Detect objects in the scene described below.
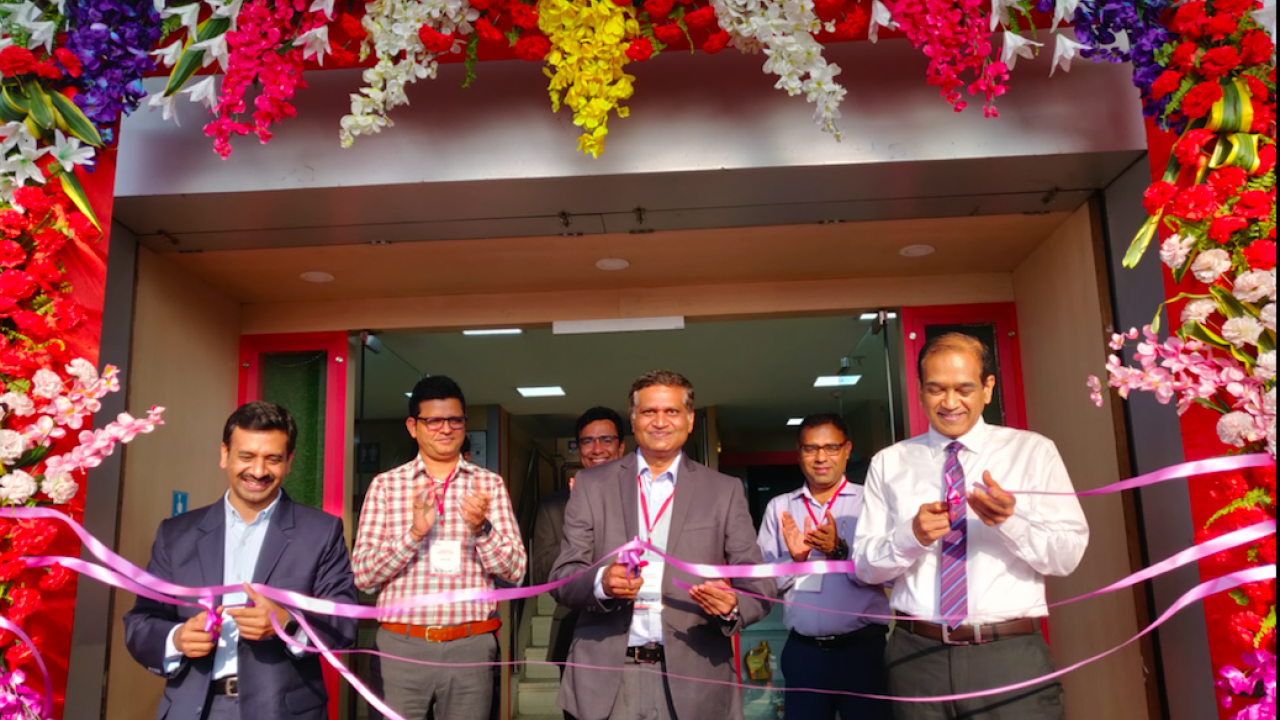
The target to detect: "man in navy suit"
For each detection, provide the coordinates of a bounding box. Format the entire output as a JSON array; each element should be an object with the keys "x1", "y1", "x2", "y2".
[{"x1": 124, "y1": 402, "x2": 358, "y2": 720}]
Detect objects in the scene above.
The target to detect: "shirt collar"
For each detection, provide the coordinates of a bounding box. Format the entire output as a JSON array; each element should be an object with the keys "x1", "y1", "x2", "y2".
[
  {"x1": 794, "y1": 476, "x2": 853, "y2": 503},
  {"x1": 223, "y1": 490, "x2": 282, "y2": 527},
  {"x1": 636, "y1": 450, "x2": 681, "y2": 484},
  {"x1": 413, "y1": 454, "x2": 469, "y2": 482},
  {"x1": 925, "y1": 416, "x2": 988, "y2": 457}
]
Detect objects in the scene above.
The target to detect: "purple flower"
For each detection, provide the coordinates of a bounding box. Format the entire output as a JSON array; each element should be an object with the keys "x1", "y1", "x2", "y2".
[
  {"x1": 62, "y1": 0, "x2": 164, "y2": 144},
  {"x1": 0, "y1": 669, "x2": 45, "y2": 720},
  {"x1": 1070, "y1": 0, "x2": 1180, "y2": 129}
]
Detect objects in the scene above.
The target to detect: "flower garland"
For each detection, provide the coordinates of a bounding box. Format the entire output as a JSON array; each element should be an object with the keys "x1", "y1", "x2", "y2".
[
  {"x1": 1069, "y1": 1, "x2": 1177, "y2": 121},
  {"x1": 887, "y1": 0, "x2": 1010, "y2": 116},
  {"x1": 62, "y1": 0, "x2": 165, "y2": 144}
]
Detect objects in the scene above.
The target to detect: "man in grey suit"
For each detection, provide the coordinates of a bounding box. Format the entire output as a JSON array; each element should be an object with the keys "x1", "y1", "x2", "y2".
[{"x1": 550, "y1": 370, "x2": 775, "y2": 720}]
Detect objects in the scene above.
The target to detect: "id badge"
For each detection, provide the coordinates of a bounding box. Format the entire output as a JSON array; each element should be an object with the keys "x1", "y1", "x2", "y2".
[
  {"x1": 429, "y1": 540, "x2": 463, "y2": 575},
  {"x1": 794, "y1": 573, "x2": 823, "y2": 593},
  {"x1": 635, "y1": 559, "x2": 664, "y2": 610}
]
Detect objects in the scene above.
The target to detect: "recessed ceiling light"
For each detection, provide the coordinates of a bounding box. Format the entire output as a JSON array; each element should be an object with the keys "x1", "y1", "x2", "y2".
[
  {"x1": 786, "y1": 418, "x2": 804, "y2": 426},
  {"x1": 859, "y1": 312, "x2": 899, "y2": 321},
  {"x1": 404, "y1": 392, "x2": 413, "y2": 397},
  {"x1": 517, "y1": 386, "x2": 566, "y2": 398},
  {"x1": 300, "y1": 271, "x2": 335, "y2": 283},
  {"x1": 596, "y1": 258, "x2": 630, "y2": 271},
  {"x1": 814, "y1": 375, "x2": 862, "y2": 387},
  {"x1": 463, "y1": 329, "x2": 523, "y2": 336},
  {"x1": 899, "y1": 244, "x2": 935, "y2": 258}
]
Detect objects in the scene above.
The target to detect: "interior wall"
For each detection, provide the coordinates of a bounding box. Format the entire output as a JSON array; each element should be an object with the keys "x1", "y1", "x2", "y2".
[
  {"x1": 104, "y1": 248, "x2": 242, "y2": 720},
  {"x1": 1012, "y1": 203, "x2": 1149, "y2": 719}
]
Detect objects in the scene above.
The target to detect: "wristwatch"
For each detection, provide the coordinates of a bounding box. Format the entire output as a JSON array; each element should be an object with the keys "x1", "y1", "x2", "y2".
[
  {"x1": 828, "y1": 537, "x2": 850, "y2": 561},
  {"x1": 476, "y1": 519, "x2": 494, "y2": 537},
  {"x1": 283, "y1": 618, "x2": 300, "y2": 637}
]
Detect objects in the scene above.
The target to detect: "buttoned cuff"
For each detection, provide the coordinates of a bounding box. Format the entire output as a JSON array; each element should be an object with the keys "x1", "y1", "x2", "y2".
[
  {"x1": 593, "y1": 567, "x2": 609, "y2": 601},
  {"x1": 286, "y1": 616, "x2": 310, "y2": 657},
  {"x1": 398, "y1": 529, "x2": 425, "y2": 558},
  {"x1": 892, "y1": 516, "x2": 931, "y2": 561},
  {"x1": 162, "y1": 625, "x2": 184, "y2": 676},
  {"x1": 995, "y1": 510, "x2": 1031, "y2": 551}
]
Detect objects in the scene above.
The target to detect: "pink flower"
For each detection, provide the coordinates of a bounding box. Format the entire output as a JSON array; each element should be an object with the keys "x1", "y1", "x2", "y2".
[{"x1": 1087, "y1": 376, "x2": 1104, "y2": 407}]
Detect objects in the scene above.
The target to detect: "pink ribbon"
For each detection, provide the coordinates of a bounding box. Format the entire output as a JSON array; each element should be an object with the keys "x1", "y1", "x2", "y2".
[
  {"x1": 0, "y1": 616, "x2": 52, "y2": 717},
  {"x1": 1014, "y1": 452, "x2": 1273, "y2": 496}
]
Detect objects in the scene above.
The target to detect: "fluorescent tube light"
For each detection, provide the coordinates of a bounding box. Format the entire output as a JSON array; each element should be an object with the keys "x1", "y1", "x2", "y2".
[
  {"x1": 463, "y1": 329, "x2": 523, "y2": 336},
  {"x1": 786, "y1": 418, "x2": 804, "y2": 426},
  {"x1": 814, "y1": 375, "x2": 862, "y2": 387},
  {"x1": 517, "y1": 386, "x2": 566, "y2": 398},
  {"x1": 553, "y1": 317, "x2": 685, "y2": 335},
  {"x1": 859, "y1": 312, "x2": 899, "y2": 321}
]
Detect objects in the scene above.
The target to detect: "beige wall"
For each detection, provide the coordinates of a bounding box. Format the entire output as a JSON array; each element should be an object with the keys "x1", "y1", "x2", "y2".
[
  {"x1": 105, "y1": 248, "x2": 242, "y2": 720},
  {"x1": 1013, "y1": 204, "x2": 1149, "y2": 719}
]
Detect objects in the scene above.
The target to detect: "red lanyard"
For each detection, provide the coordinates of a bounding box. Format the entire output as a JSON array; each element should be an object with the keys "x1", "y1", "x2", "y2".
[
  {"x1": 804, "y1": 478, "x2": 847, "y2": 527},
  {"x1": 423, "y1": 464, "x2": 460, "y2": 518},
  {"x1": 638, "y1": 472, "x2": 675, "y2": 539}
]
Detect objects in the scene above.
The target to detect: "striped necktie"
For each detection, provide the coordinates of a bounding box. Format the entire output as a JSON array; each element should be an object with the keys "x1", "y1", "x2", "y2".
[{"x1": 939, "y1": 441, "x2": 968, "y2": 629}]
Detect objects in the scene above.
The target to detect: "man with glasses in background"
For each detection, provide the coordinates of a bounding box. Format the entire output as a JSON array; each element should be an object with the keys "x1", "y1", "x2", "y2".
[
  {"x1": 757, "y1": 413, "x2": 892, "y2": 720},
  {"x1": 353, "y1": 376, "x2": 526, "y2": 720}
]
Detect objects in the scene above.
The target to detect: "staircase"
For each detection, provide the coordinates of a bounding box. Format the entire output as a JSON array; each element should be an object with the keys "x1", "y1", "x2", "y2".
[{"x1": 514, "y1": 592, "x2": 563, "y2": 720}]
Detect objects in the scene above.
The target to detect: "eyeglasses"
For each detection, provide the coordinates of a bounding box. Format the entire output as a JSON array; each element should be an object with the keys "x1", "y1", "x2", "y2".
[
  {"x1": 415, "y1": 415, "x2": 467, "y2": 431},
  {"x1": 579, "y1": 435, "x2": 620, "y2": 449},
  {"x1": 799, "y1": 443, "x2": 847, "y2": 457}
]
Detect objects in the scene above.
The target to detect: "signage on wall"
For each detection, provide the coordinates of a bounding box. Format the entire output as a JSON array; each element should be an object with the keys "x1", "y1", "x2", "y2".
[
  {"x1": 172, "y1": 491, "x2": 188, "y2": 517},
  {"x1": 465, "y1": 431, "x2": 490, "y2": 470}
]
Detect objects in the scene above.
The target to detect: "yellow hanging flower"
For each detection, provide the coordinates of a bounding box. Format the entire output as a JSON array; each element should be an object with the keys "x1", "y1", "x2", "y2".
[{"x1": 538, "y1": 0, "x2": 639, "y2": 157}]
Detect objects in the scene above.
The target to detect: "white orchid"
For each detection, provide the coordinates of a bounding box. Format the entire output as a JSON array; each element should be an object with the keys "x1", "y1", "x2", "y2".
[
  {"x1": 309, "y1": 0, "x2": 337, "y2": 20},
  {"x1": 1049, "y1": 31, "x2": 1086, "y2": 75},
  {"x1": 49, "y1": 131, "x2": 96, "y2": 173},
  {"x1": 208, "y1": 0, "x2": 245, "y2": 31},
  {"x1": 181, "y1": 75, "x2": 219, "y2": 109},
  {"x1": 868, "y1": 0, "x2": 896, "y2": 43},
  {"x1": 1053, "y1": 0, "x2": 1081, "y2": 30},
  {"x1": 147, "y1": 92, "x2": 181, "y2": 125},
  {"x1": 1001, "y1": 32, "x2": 1043, "y2": 71},
  {"x1": 191, "y1": 32, "x2": 230, "y2": 71},
  {"x1": 150, "y1": 38, "x2": 185, "y2": 69},
  {"x1": 989, "y1": 0, "x2": 1019, "y2": 32},
  {"x1": 161, "y1": 2, "x2": 202, "y2": 40},
  {"x1": 296, "y1": 26, "x2": 331, "y2": 66}
]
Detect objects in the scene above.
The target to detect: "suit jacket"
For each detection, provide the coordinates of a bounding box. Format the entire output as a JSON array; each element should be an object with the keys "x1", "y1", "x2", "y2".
[
  {"x1": 550, "y1": 454, "x2": 775, "y2": 720},
  {"x1": 532, "y1": 486, "x2": 579, "y2": 663},
  {"x1": 124, "y1": 492, "x2": 358, "y2": 720}
]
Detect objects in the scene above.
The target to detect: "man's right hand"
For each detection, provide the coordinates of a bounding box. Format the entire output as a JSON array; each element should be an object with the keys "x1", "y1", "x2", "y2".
[
  {"x1": 174, "y1": 610, "x2": 217, "y2": 659},
  {"x1": 602, "y1": 560, "x2": 644, "y2": 600},
  {"x1": 779, "y1": 510, "x2": 812, "y2": 562},
  {"x1": 411, "y1": 480, "x2": 438, "y2": 540},
  {"x1": 912, "y1": 502, "x2": 951, "y2": 546}
]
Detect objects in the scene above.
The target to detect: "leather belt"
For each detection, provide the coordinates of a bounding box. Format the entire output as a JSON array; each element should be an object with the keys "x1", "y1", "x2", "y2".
[
  {"x1": 626, "y1": 643, "x2": 664, "y2": 664},
  {"x1": 381, "y1": 618, "x2": 501, "y2": 642},
  {"x1": 898, "y1": 617, "x2": 1037, "y2": 645},
  {"x1": 211, "y1": 676, "x2": 239, "y2": 697},
  {"x1": 790, "y1": 623, "x2": 888, "y2": 650}
]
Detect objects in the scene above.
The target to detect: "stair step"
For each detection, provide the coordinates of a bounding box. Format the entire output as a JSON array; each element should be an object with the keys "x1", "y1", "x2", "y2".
[
  {"x1": 518, "y1": 681, "x2": 561, "y2": 716},
  {"x1": 530, "y1": 615, "x2": 552, "y2": 647},
  {"x1": 536, "y1": 592, "x2": 556, "y2": 616},
  {"x1": 523, "y1": 646, "x2": 558, "y2": 680}
]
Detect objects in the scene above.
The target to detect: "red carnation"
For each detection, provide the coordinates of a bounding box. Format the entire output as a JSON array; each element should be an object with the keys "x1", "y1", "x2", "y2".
[
  {"x1": 340, "y1": 14, "x2": 368, "y2": 41},
  {"x1": 1204, "y1": 13, "x2": 1240, "y2": 40},
  {"x1": 0, "y1": 210, "x2": 28, "y2": 239},
  {"x1": 4, "y1": 639, "x2": 36, "y2": 669},
  {"x1": 52, "y1": 297, "x2": 86, "y2": 331},
  {"x1": 12, "y1": 186, "x2": 51, "y2": 219},
  {"x1": 32, "y1": 61, "x2": 61, "y2": 80},
  {"x1": 0, "y1": 46, "x2": 36, "y2": 77},
  {"x1": 1172, "y1": 1, "x2": 1208, "y2": 38},
  {"x1": 69, "y1": 212, "x2": 99, "y2": 242},
  {"x1": 10, "y1": 520, "x2": 56, "y2": 557},
  {"x1": 1142, "y1": 181, "x2": 1178, "y2": 214},
  {"x1": 1173, "y1": 128, "x2": 1216, "y2": 167},
  {"x1": 1208, "y1": 167, "x2": 1248, "y2": 200},
  {"x1": 53, "y1": 48, "x2": 81, "y2": 77},
  {"x1": 1259, "y1": 535, "x2": 1277, "y2": 565},
  {"x1": 1242, "y1": 30, "x2": 1275, "y2": 67},
  {"x1": 1258, "y1": 143, "x2": 1277, "y2": 176},
  {"x1": 511, "y1": 4, "x2": 540, "y2": 28},
  {"x1": 0, "y1": 271, "x2": 36, "y2": 301},
  {"x1": 643, "y1": 0, "x2": 674, "y2": 18},
  {"x1": 1244, "y1": 239, "x2": 1278, "y2": 270},
  {"x1": 1151, "y1": 70, "x2": 1183, "y2": 100},
  {"x1": 0, "y1": 241, "x2": 26, "y2": 269},
  {"x1": 417, "y1": 25, "x2": 456, "y2": 53},
  {"x1": 1233, "y1": 190, "x2": 1273, "y2": 220},
  {"x1": 814, "y1": 0, "x2": 842, "y2": 22},
  {"x1": 39, "y1": 563, "x2": 74, "y2": 592},
  {"x1": 1182, "y1": 81, "x2": 1224, "y2": 119},
  {"x1": 12, "y1": 310, "x2": 51, "y2": 340},
  {"x1": 0, "y1": 558, "x2": 25, "y2": 583},
  {"x1": 703, "y1": 30, "x2": 730, "y2": 54},
  {"x1": 475, "y1": 17, "x2": 503, "y2": 43},
  {"x1": 683, "y1": 6, "x2": 716, "y2": 30},
  {"x1": 625, "y1": 37, "x2": 654, "y2": 61},
  {"x1": 7, "y1": 587, "x2": 41, "y2": 621},
  {"x1": 1229, "y1": 611, "x2": 1268, "y2": 649},
  {"x1": 1209, "y1": 215, "x2": 1248, "y2": 243},
  {"x1": 1198, "y1": 46, "x2": 1241, "y2": 81},
  {"x1": 1169, "y1": 42, "x2": 1198, "y2": 71},
  {"x1": 1243, "y1": 74, "x2": 1270, "y2": 104},
  {"x1": 32, "y1": 228, "x2": 66, "y2": 255},
  {"x1": 654, "y1": 23, "x2": 683, "y2": 44},
  {"x1": 513, "y1": 35, "x2": 551, "y2": 61},
  {"x1": 1168, "y1": 184, "x2": 1220, "y2": 221},
  {"x1": 833, "y1": 6, "x2": 869, "y2": 40}
]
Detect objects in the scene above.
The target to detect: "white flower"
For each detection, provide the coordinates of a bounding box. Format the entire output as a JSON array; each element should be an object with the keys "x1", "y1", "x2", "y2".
[
  {"x1": 1050, "y1": 30, "x2": 1090, "y2": 75},
  {"x1": 1257, "y1": 350, "x2": 1277, "y2": 381},
  {"x1": 295, "y1": 26, "x2": 331, "y2": 66},
  {"x1": 0, "y1": 392, "x2": 34, "y2": 417},
  {"x1": 1001, "y1": 32, "x2": 1043, "y2": 71},
  {"x1": 1192, "y1": 249, "x2": 1232, "y2": 284},
  {"x1": 1233, "y1": 270, "x2": 1276, "y2": 304},
  {"x1": 1053, "y1": 0, "x2": 1082, "y2": 30},
  {"x1": 0, "y1": 139, "x2": 48, "y2": 186},
  {"x1": 0, "y1": 469, "x2": 37, "y2": 504},
  {"x1": 309, "y1": 0, "x2": 337, "y2": 19},
  {"x1": 181, "y1": 76, "x2": 219, "y2": 109},
  {"x1": 990, "y1": 0, "x2": 1019, "y2": 31},
  {"x1": 190, "y1": 32, "x2": 230, "y2": 71},
  {"x1": 50, "y1": 131, "x2": 96, "y2": 173},
  {"x1": 161, "y1": 2, "x2": 201, "y2": 40},
  {"x1": 1262, "y1": 303, "x2": 1276, "y2": 333},
  {"x1": 1222, "y1": 316, "x2": 1264, "y2": 347},
  {"x1": 0, "y1": 430, "x2": 24, "y2": 463},
  {"x1": 1217, "y1": 411, "x2": 1262, "y2": 448},
  {"x1": 1182, "y1": 298, "x2": 1218, "y2": 325},
  {"x1": 149, "y1": 38, "x2": 184, "y2": 69},
  {"x1": 66, "y1": 358, "x2": 98, "y2": 384},
  {"x1": 1160, "y1": 235, "x2": 1195, "y2": 270},
  {"x1": 1264, "y1": 387, "x2": 1277, "y2": 417},
  {"x1": 40, "y1": 470, "x2": 77, "y2": 505},
  {"x1": 868, "y1": 0, "x2": 896, "y2": 42},
  {"x1": 1268, "y1": 423, "x2": 1276, "y2": 458},
  {"x1": 147, "y1": 92, "x2": 180, "y2": 126},
  {"x1": 31, "y1": 369, "x2": 62, "y2": 399}
]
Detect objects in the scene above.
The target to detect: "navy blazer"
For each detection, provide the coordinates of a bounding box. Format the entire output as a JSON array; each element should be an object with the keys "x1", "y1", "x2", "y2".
[{"x1": 123, "y1": 491, "x2": 358, "y2": 720}]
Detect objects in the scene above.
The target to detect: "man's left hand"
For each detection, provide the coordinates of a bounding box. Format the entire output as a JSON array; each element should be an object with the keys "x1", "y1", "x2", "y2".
[
  {"x1": 461, "y1": 491, "x2": 491, "y2": 535},
  {"x1": 689, "y1": 578, "x2": 738, "y2": 617},
  {"x1": 803, "y1": 509, "x2": 840, "y2": 555},
  {"x1": 967, "y1": 471, "x2": 1016, "y2": 526},
  {"x1": 225, "y1": 583, "x2": 293, "y2": 642}
]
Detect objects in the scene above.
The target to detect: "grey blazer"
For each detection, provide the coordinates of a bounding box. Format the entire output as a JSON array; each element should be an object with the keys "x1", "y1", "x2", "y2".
[{"x1": 550, "y1": 453, "x2": 775, "y2": 720}]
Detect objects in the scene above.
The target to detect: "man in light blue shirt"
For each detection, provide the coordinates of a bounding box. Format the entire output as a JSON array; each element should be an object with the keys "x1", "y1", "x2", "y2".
[{"x1": 757, "y1": 413, "x2": 892, "y2": 720}]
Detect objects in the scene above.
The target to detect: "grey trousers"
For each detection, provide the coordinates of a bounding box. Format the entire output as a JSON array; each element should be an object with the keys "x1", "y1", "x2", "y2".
[
  {"x1": 885, "y1": 627, "x2": 1065, "y2": 720},
  {"x1": 372, "y1": 626, "x2": 498, "y2": 720},
  {"x1": 609, "y1": 657, "x2": 678, "y2": 720}
]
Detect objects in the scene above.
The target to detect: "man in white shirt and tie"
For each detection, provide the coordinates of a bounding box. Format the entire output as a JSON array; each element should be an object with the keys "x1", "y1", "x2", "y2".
[{"x1": 853, "y1": 332, "x2": 1089, "y2": 720}]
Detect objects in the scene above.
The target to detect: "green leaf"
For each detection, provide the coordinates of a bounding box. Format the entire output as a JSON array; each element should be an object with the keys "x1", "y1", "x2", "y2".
[
  {"x1": 164, "y1": 16, "x2": 231, "y2": 96},
  {"x1": 19, "y1": 76, "x2": 54, "y2": 131},
  {"x1": 1210, "y1": 285, "x2": 1251, "y2": 320},
  {"x1": 1183, "y1": 320, "x2": 1233, "y2": 351},
  {"x1": 1259, "y1": 330, "x2": 1276, "y2": 354},
  {"x1": 461, "y1": 32, "x2": 479, "y2": 89},
  {"x1": 1124, "y1": 213, "x2": 1162, "y2": 268},
  {"x1": 1230, "y1": 589, "x2": 1251, "y2": 606},
  {"x1": 9, "y1": 444, "x2": 50, "y2": 471},
  {"x1": 55, "y1": 167, "x2": 101, "y2": 230},
  {"x1": 48, "y1": 90, "x2": 103, "y2": 147},
  {"x1": 0, "y1": 83, "x2": 26, "y2": 123},
  {"x1": 1258, "y1": 607, "x2": 1276, "y2": 648},
  {"x1": 1205, "y1": 487, "x2": 1273, "y2": 529}
]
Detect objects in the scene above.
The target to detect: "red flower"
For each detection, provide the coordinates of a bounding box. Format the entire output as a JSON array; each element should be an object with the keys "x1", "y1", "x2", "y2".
[
  {"x1": 643, "y1": 0, "x2": 674, "y2": 18},
  {"x1": 1169, "y1": 42, "x2": 1198, "y2": 71},
  {"x1": 12, "y1": 311, "x2": 51, "y2": 340},
  {"x1": 833, "y1": 5, "x2": 869, "y2": 40},
  {"x1": 0, "y1": 240, "x2": 26, "y2": 269},
  {"x1": 1230, "y1": 611, "x2": 1271, "y2": 650},
  {"x1": 7, "y1": 587, "x2": 41, "y2": 621},
  {"x1": 1151, "y1": 70, "x2": 1184, "y2": 100},
  {"x1": 1260, "y1": 535, "x2": 1277, "y2": 565},
  {"x1": 0, "y1": 271, "x2": 37, "y2": 301},
  {"x1": 32, "y1": 228, "x2": 66, "y2": 255},
  {"x1": 1210, "y1": 472, "x2": 1251, "y2": 502},
  {"x1": 1204, "y1": 13, "x2": 1241, "y2": 40},
  {"x1": 1234, "y1": 190, "x2": 1274, "y2": 220},
  {"x1": 10, "y1": 520, "x2": 57, "y2": 557},
  {"x1": 1209, "y1": 215, "x2": 1248, "y2": 243},
  {"x1": 69, "y1": 212, "x2": 99, "y2": 242},
  {"x1": 611, "y1": 0, "x2": 632, "y2": 6},
  {"x1": 1258, "y1": 143, "x2": 1277, "y2": 176},
  {"x1": 39, "y1": 564, "x2": 74, "y2": 592},
  {"x1": 513, "y1": 35, "x2": 551, "y2": 61},
  {"x1": 1242, "y1": 30, "x2": 1275, "y2": 67},
  {"x1": 1173, "y1": 128, "x2": 1216, "y2": 167},
  {"x1": 0, "y1": 210, "x2": 28, "y2": 239},
  {"x1": 13, "y1": 186, "x2": 52, "y2": 219},
  {"x1": 1168, "y1": 184, "x2": 1220, "y2": 221},
  {"x1": 417, "y1": 25, "x2": 456, "y2": 54},
  {"x1": 54, "y1": 48, "x2": 82, "y2": 77},
  {"x1": 340, "y1": 14, "x2": 368, "y2": 41},
  {"x1": 1243, "y1": 74, "x2": 1270, "y2": 104},
  {"x1": 4, "y1": 639, "x2": 36, "y2": 669},
  {"x1": 0, "y1": 558, "x2": 25, "y2": 582},
  {"x1": 625, "y1": 37, "x2": 654, "y2": 61},
  {"x1": 1208, "y1": 167, "x2": 1248, "y2": 200},
  {"x1": 0, "y1": 46, "x2": 36, "y2": 76},
  {"x1": 1182, "y1": 81, "x2": 1224, "y2": 119},
  {"x1": 813, "y1": 0, "x2": 842, "y2": 22},
  {"x1": 1142, "y1": 181, "x2": 1179, "y2": 214},
  {"x1": 1172, "y1": 1, "x2": 1208, "y2": 38},
  {"x1": 654, "y1": 23, "x2": 683, "y2": 45},
  {"x1": 702, "y1": 30, "x2": 730, "y2": 54},
  {"x1": 510, "y1": 4, "x2": 540, "y2": 28},
  {"x1": 51, "y1": 297, "x2": 86, "y2": 331},
  {"x1": 32, "y1": 61, "x2": 61, "y2": 80},
  {"x1": 1198, "y1": 46, "x2": 1241, "y2": 81},
  {"x1": 475, "y1": 17, "x2": 503, "y2": 43},
  {"x1": 683, "y1": 6, "x2": 716, "y2": 30}
]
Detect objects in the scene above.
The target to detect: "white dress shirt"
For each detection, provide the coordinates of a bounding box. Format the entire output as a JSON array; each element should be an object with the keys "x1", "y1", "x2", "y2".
[
  {"x1": 594, "y1": 451, "x2": 679, "y2": 646},
  {"x1": 852, "y1": 419, "x2": 1089, "y2": 625}
]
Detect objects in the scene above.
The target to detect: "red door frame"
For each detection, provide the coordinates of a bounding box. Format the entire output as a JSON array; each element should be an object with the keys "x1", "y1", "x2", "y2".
[
  {"x1": 238, "y1": 331, "x2": 348, "y2": 719},
  {"x1": 900, "y1": 303, "x2": 1028, "y2": 437}
]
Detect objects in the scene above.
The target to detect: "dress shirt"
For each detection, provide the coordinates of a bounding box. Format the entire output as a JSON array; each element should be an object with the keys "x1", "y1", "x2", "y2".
[
  {"x1": 163, "y1": 493, "x2": 306, "y2": 677},
  {"x1": 353, "y1": 456, "x2": 527, "y2": 625},
  {"x1": 852, "y1": 419, "x2": 1089, "y2": 625},
  {"x1": 757, "y1": 479, "x2": 891, "y2": 637},
  {"x1": 594, "y1": 451, "x2": 679, "y2": 646}
]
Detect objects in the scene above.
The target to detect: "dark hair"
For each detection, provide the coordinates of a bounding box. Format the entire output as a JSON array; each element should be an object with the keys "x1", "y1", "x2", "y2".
[
  {"x1": 223, "y1": 401, "x2": 298, "y2": 455},
  {"x1": 575, "y1": 406, "x2": 625, "y2": 441},
  {"x1": 629, "y1": 370, "x2": 695, "y2": 413},
  {"x1": 408, "y1": 376, "x2": 466, "y2": 418},
  {"x1": 797, "y1": 413, "x2": 850, "y2": 444},
  {"x1": 917, "y1": 332, "x2": 997, "y2": 384},
  {"x1": 461, "y1": 436, "x2": 472, "y2": 454}
]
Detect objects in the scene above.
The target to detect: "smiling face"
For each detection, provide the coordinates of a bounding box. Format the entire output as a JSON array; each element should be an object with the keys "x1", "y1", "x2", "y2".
[
  {"x1": 405, "y1": 398, "x2": 466, "y2": 462},
  {"x1": 797, "y1": 423, "x2": 851, "y2": 489},
  {"x1": 221, "y1": 427, "x2": 291, "y2": 517},
  {"x1": 631, "y1": 385, "x2": 694, "y2": 458},
  {"x1": 578, "y1": 418, "x2": 625, "y2": 468},
  {"x1": 919, "y1": 348, "x2": 995, "y2": 439}
]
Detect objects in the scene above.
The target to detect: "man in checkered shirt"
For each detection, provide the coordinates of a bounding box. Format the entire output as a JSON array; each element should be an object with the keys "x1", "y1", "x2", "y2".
[{"x1": 354, "y1": 375, "x2": 526, "y2": 720}]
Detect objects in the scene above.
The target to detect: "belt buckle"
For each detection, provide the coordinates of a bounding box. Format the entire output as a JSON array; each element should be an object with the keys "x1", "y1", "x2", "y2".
[
  {"x1": 225, "y1": 677, "x2": 239, "y2": 697},
  {"x1": 635, "y1": 644, "x2": 661, "y2": 664},
  {"x1": 940, "y1": 623, "x2": 976, "y2": 646}
]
